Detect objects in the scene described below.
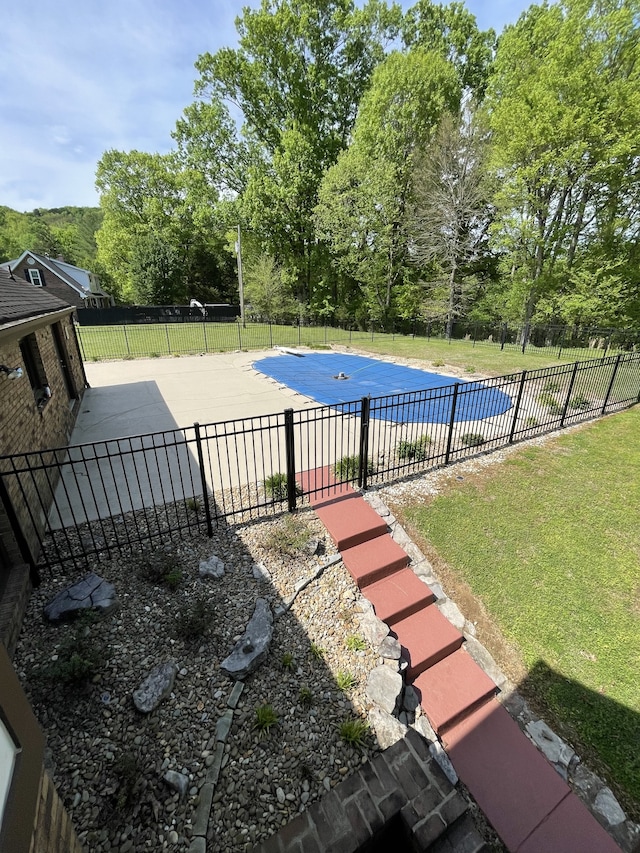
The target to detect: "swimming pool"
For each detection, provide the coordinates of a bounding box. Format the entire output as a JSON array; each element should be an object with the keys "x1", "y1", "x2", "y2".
[{"x1": 254, "y1": 352, "x2": 512, "y2": 423}]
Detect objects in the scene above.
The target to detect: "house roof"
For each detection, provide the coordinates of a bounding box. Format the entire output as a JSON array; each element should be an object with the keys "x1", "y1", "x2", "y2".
[
  {"x1": 1, "y1": 250, "x2": 111, "y2": 299},
  {"x1": 0, "y1": 266, "x2": 72, "y2": 327}
]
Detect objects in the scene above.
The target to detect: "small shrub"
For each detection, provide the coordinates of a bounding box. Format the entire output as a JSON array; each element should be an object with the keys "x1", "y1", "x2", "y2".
[
  {"x1": 397, "y1": 435, "x2": 431, "y2": 462},
  {"x1": 282, "y1": 652, "x2": 295, "y2": 671},
  {"x1": 137, "y1": 548, "x2": 183, "y2": 590},
  {"x1": 334, "y1": 454, "x2": 375, "y2": 480},
  {"x1": 537, "y1": 392, "x2": 562, "y2": 414},
  {"x1": 113, "y1": 753, "x2": 142, "y2": 813},
  {"x1": 345, "y1": 634, "x2": 366, "y2": 652},
  {"x1": 299, "y1": 685, "x2": 314, "y2": 706},
  {"x1": 253, "y1": 704, "x2": 279, "y2": 738},
  {"x1": 149, "y1": 352, "x2": 160, "y2": 358},
  {"x1": 339, "y1": 717, "x2": 369, "y2": 749},
  {"x1": 262, "y1": 515, "x2": 309, "y2": 556},
  {"x1": 309, "y1": 642, "x2": 326, "y2": 661},
  {"x1": 570, "y1": 393, "x2": 591, "y2": 410},
  {"x1": 432, "y1": 359, "x2": 445, "y2": 367},
  {"x1": 543, "y1": 380, "x2": 561, "y2": 392},
  {"x1": 336, "y1": 671, "x2": 358, "y2": 691},
  {"x1": 460, "y1": 432, "x2": 485, "y2": 447},
  {"x1": 174, "y1": 594, "x2": 214, "y2": 641},
  {"x1": 186, "y1": 497, "x2": 199, "y2": 512},
  {"x1": 464, "y1": 365, "x2": 476, "y2": 373},
  {"x1": 263, "y1": 472, "x2": 301, "y2": 502},
  {"x1": 44, "y1": 611, "x2": 106, "y2": 685}
]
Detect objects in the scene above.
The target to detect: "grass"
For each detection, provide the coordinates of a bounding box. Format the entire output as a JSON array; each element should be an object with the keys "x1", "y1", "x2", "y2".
[
  {"x1": 335, "y1": 670, "x2": 358, "y2": 691},
  {"x1": 338, "y1": 717, "x2": 370, "y2": 749},
  {"x1": 401, "y1": 407, "x2": 640, "y2": 815},
  {"x1": 345, "y1": 634, "x2": 367, "y2": 651},
  {"x1": 261, "y1": 515, "x2": 310, "y2": 556},
  {"x1": 253, "y1": 704, "x2": 279, "y2": 738},
  {"x1": 77, "y1": 321, "x2": 620, "y2": 375}
]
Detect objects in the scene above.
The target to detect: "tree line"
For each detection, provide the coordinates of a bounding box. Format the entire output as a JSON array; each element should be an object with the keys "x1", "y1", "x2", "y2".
[{"x1": 93, "y1": 0, "x2": 640, "y2": 330}]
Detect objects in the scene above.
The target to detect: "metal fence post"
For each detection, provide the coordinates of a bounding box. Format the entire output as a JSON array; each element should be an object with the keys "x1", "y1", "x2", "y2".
[
  {"x1": 193, "y1": 423, "x2": 213, "y2": 537},
  {"x1": 123, "y1": 324, "x2": 131, "y2": 356},
  {"x1": 601, "y1": 353, "x2": 622, "y2": 414},
  {"x1": 358, "y1": 396, "x2": 371, "y2": 490},
  {"x1": 509, "y1": 371, "x2": 528, "y2": 443},
  {"x1": 237, "y1": 322, "x2": 242, "y2": 349},
  {"x1": 521, "y1": 323, "x2": 530, "y2": 354},
  {"x1": 560, "y1": 361, "x2": 580, "y2": 426},
  {"x1": 500, "y1": 324, "x2": 507, "y2": 351},
  {"x1": 284, "y1": 409, "x2": 297, "y2": 511},
  {"x1": 557, "y1": 328, "x2": 565, "y2": 360},
  {"x1": 444, "y1": 383, "x2": 460, "y2": 465},
  {"x1": 269, "y1": 322, "x2": 273, "y2": 347}
]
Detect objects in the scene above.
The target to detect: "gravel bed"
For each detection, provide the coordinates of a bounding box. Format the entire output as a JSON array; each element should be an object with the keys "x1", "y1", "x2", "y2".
[{"x1": 14, "y1": 508, "x2": 383, "y2": 852}]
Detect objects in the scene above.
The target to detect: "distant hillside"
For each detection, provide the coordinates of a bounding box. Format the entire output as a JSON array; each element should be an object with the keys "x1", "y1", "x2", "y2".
[{"x1": 0, "y1": 205, "x2": 103, "y2": 270}]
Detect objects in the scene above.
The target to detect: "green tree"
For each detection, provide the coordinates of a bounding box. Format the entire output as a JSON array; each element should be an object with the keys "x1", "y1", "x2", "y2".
[
  {"x1": 408, "y1": 106, "x2": 493, "y2": 335},
  {"x1": 486, "y1": 0, "x2": 640, "y2": 327},
  {"x1": 315, "y1": 48, "x2": 459, "y2": 323},
  {"x1": 244, "y1": 254, "x2": 297, "y2": 321},
  {"x1": 179, "y1": 0, "x2": 401, "y2": 301}
]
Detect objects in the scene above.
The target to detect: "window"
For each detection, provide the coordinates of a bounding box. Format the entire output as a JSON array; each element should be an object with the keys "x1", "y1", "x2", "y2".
[
  {"x1": 19, "y1": 334, "x2": 50, "y2": 409},
  {"x1": 26, "y1": 269, "x2": 43, "y2": 287}
]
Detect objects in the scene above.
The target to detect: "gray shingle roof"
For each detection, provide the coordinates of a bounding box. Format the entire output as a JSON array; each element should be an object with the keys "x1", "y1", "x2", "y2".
[{"x1": 0, "y1": 266, "x2": 72, "y2": 327}]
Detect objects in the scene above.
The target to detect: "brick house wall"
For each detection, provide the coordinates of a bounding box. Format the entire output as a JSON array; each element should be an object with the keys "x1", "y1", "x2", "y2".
[{"x1": 0, "y1": 312, "x2": 86, "y2": 567}]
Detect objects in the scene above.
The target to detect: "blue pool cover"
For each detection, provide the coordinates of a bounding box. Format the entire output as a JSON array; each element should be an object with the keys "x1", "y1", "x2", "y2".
[{"x1": 255, "y1": 352, "x2": 512, "y2": 423}]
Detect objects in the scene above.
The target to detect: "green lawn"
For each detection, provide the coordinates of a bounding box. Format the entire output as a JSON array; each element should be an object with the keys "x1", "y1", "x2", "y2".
[
  {"x1": 401, "y1": 407, "x2": 640, "y2": 815},
  {"x1": 77, "y1": 321, "x2": 614, "y2": 375}
]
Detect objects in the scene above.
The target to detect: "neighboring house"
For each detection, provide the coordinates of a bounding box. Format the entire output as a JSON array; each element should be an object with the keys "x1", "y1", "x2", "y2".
[
  {"x1": 0, "y1": 266, "x2": 85, "y2": 853},
  {"x1": 1, "y1": 249, "x2": 114, "y2": 309}
]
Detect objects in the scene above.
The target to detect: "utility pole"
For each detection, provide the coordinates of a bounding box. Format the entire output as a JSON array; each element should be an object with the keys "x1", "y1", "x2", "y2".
[{"x1": 236, "y1": 224, "x2": 245, "y2": 327}]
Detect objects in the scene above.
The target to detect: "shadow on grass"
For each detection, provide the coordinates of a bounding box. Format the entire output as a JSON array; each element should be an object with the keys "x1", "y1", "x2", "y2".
[{"x1": 518, "y1": 660, "x2": 640, "y2": 823}]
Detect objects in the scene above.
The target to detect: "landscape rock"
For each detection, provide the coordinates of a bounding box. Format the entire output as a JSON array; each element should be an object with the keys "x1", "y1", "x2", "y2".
[
  {"x1": 436, "y1": 598, "x2": 466, "y2": 630},
  {"x1": 252, "y1": 562, "x2": 270, "y2": 582},
  {"x1": 526, "y1": 719, "x2": 575, "y2": 773},
  {"x1": 164, "y1": 770, "x2": 189, "y2": 797},
  {"x1": 43, "y1": 572, "x2": 119, "y2": 622},
  {"x1": 593, "y1": 787, "x2": 626, "y2": 827},
  {"x1": 366, "y1": 666, "x2": 403, "y2": 715},
  {"x1": 368, "y1": 707, "x2": 407, "y2": 749},
  {"x1": 199, "y1": 554, "x2": 225, "y2": 579},
  {"x1": 378, "y1": 636, "x2": 401, "y2": 660},
  {"x1": 358, "y1": 610, "x2": 390, "y2": 648},
  {"x1": 220, "y1": 598, "x2": 273, "y2": 680},
  {"x1": 133, "y1": 661, "x2": 178, "y2": 713}
]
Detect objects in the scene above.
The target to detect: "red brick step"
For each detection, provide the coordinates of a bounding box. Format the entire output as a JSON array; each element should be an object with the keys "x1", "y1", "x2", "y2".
[
  {"x1": 314, "y1": 494, "x2": 388, "y2": 551},
  {"x1": 392, "y1": 607, "x2": 463, "y2": 680},
  {"x1": 365, "y1": 568, "x2": 435, "y2": 623},
  {"x1": 412, "y1": 648, "x2": 497, "y2": 735},
  {"x1": 341, "y1": 535, "x2": 409, "y2": 589}
]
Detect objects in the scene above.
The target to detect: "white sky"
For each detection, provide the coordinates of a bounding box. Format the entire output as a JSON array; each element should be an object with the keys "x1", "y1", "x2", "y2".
[{"x1": 1, "y1": 0, "x2": 532, "y2": 212}]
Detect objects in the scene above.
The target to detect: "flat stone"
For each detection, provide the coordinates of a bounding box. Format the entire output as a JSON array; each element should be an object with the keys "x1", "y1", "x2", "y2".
[
  {"x1": 216, "y1": 709, "x2": 234, "y2": 743},
  {"x1": 199, "y1": 554, "x2": 225, "y2": 579},
  {"x1": 220, "y1": 598, "x2": 273, "y2": 681},
  {"x1": 305, "y1": 537, "x2": 321, "y2": 555},
  {"x1": 163, "y1": 770, "x2": 189, "y2": 797},
  {"x1": 369, "y1": 707, "x2": 407, "y2": 749},
  {"x1": 358, "y1": 610, "x2": 389, "y2": 648},
  {"x1": 435, "y1": 598, "x2": 466, "y2": 630},
  {"x1": 188, "y1": 839, "x2": 206, "y2": 853},
  {"x1": 412, "y1": 715, "x2": 437, "y2": 743},
  {"x1": 594, "y1": 787, "x2": 626, "y2": 827},
  {"x1": 44, "y1": 572, "x2": 119, "y2": 622},
  {"x1": 526, "y1": 720, "x2": 575, "y2": 771},
  {"x1": 366, "y1": 666, "x2": 403, "y2": 715},
  {"x1": 378, "y1": 636, "x2": 401, "y2": 660},
  {"x1": 132, "y1": 661, "x2": 177, "y2": 713},
  {"x1": 227, "y1": 681, "x2": 244, "y2": 709}
]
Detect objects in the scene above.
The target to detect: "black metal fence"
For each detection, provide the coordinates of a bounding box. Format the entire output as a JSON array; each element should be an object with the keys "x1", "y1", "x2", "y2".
[
  {"x1": 1, "y1": 353, "x2": 638, "y2": 574},
  {"x1": 75, "y1": 317, "x2": 640, "y2": 363},
  {"x1": 77, "y1": 304, "x2": 240, "y2": 325}
]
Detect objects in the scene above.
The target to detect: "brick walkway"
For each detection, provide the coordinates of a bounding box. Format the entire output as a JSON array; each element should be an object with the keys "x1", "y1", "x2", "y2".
[{"x1": 297, "y1": 468, "x2": 622, "y2": 853}]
